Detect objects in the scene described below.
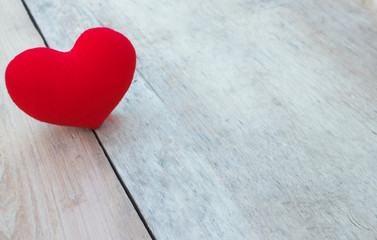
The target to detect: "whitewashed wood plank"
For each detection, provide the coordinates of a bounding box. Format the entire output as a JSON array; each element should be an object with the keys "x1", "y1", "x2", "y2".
[
  {"x1": 362, "y1": 0, "x2": 377, "y2": 9},
  {"x1": 0, "y1": 1, "x2": 150, "y2": 239},
  {"x1": 25, "y1": 0, "x2": 377, "y2": 239}
]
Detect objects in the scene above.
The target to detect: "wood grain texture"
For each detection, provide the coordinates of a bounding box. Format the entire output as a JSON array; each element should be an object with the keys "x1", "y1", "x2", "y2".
[
  {"x1": 362, "y1": 0, "x2": 377, "y2": 9},
  {"x1": 0, "y1": 1, "x2": 150, "y2": 239},
  {"x1": 24, "y1": 0, "x2": 377, "y2": 239}
]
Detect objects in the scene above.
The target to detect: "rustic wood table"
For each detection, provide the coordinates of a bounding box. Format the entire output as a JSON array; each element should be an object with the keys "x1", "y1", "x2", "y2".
[{"x1": 1, "y1": 0, "x2": 377, "y2": 239}]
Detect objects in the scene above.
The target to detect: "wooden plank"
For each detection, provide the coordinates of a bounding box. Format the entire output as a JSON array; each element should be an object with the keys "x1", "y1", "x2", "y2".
[
  {"x1": 362, "y1": 0, "x2": 377, "y2": 9},
  {"x1": 24, "y1": 0, "x2": 377, "y2": 239},
  {"x1": 0, "y1": 1, "x2": 151, "y2": 239}
]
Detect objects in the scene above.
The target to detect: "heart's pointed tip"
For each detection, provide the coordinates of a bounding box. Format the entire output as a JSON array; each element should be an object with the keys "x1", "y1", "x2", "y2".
[
  {"x1": 89, "y1": 125, "x2": 102, "y2": 130},
  {"x1": 86, "y1": 120, "x2": 105, "y2": 130}
]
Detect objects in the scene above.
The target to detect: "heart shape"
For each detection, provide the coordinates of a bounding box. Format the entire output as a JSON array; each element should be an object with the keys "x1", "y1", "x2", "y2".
[{"x1": 5, "y1": 27, "x2": 136, "y2": 129}]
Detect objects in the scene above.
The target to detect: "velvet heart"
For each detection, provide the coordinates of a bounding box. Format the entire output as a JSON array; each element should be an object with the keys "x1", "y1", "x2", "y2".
[{"x1": 5, "y1": 27, "x2": 136, "y2": 129}]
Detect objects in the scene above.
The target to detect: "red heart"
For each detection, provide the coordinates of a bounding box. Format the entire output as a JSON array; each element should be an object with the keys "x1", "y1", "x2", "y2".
[{"x1": 5, "y1": 27, "x2": 136, "y2": 129}]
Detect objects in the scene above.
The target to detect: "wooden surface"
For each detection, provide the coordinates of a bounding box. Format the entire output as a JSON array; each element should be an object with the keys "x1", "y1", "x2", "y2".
[
  {"x1": 2, "y1": 0, "x2": 377, "y2": 239},
  {"x1": 0, "y1": 0, "x2": 151, "y2": 239}
]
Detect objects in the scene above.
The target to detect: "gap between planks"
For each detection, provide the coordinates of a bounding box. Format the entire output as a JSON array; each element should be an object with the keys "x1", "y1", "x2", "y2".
[
  {"x1": 92, "y1": 131, "x2": 157, "y2": 240},
  {"x1": 19, "y1": 0, "x2": 156, "y2": 239}
]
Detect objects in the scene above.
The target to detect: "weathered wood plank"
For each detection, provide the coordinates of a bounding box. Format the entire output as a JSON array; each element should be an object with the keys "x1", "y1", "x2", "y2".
[
  {"x1": 0, "y1": 1, "x2": 150, "y2": 239},
  {"x1": 25, "y1": 0, "x2": 377, "y2": 239}
]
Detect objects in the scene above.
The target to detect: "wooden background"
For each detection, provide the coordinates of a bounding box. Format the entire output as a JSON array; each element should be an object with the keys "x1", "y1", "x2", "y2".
[{"x1": 1, "y1": 0, "x2": 377, "y2": 239}]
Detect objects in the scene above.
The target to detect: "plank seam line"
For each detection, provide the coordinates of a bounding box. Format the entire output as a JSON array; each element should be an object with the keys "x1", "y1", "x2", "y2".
[
  {"x1": 20, "y1": 1, "x2": 156, "y2": 239},
  {"x1": 20, "y1": 0, "x2": 49, "y2": 48},
  {"x1": 93, "y1": 131, "x2": 157, "y2": 240}
]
